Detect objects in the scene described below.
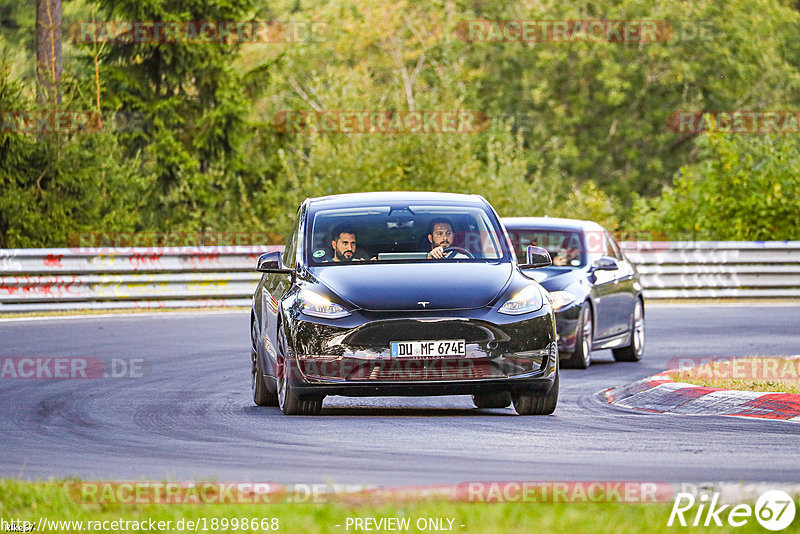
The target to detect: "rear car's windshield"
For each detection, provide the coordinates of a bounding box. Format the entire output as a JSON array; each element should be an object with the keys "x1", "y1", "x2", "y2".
[
  {"x1": 307, "y1": 204, "x2": 511, "y2": 265},
  {"x1": 506, "y1": 229, "x2": 587, "y2": 268}
]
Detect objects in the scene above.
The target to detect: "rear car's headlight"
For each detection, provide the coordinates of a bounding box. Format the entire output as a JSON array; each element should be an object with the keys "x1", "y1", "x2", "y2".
[
  {"x1": 299, "y1": 289, "x2": 350, "y2": 319},
  {"x1": 498, "y1": 285, "x2": 544, "y2": 315},
  {"x1": 549, "y1": 290, "x2": 577, "y2": 310}
]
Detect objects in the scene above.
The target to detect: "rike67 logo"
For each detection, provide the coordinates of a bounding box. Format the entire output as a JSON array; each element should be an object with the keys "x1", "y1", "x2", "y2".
[{"x1": 668, "y1": 489, "x2": 796, "y2": 531}]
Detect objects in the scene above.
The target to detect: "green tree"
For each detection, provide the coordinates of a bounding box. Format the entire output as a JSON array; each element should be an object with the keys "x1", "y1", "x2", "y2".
[
  {"x1": 457, "y1": 0, "x2": 800, "y2": 213},
  {"x1": 0, "y1": 56, "x2": 148, "y2": 248},
  {"x1": 86, "y1": 0, "x2": 259, "y2": 232},
  {"x1": 635, "y1": 132, "x2": 800, "y2": 240},
  {"x1": 243, "y1": 0, "x2": 616, "y2": 235}
]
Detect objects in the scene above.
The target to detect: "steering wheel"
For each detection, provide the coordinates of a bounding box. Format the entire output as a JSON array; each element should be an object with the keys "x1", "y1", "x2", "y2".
[{"x1": 443, "y1": 246, "x2": 475, "y2": 259}]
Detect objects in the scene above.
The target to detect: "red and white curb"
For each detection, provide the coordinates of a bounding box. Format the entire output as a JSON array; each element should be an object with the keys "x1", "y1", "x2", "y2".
[{"x1": 604, "y1": 372, "x2": 800, "y2": 422}]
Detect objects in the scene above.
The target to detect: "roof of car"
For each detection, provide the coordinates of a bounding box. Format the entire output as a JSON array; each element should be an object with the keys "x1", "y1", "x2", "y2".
[
  {"x1": 500, "y1": 216, "x2": 606, "y2": 232},
  {"x1": 306, "y1": 191, "x2": 487, "y2": 208}
]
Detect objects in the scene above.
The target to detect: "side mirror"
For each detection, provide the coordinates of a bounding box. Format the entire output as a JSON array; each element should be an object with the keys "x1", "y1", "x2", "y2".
[
  {"x1": 519, "y1": 245, "x2": 552, "y2": 269},
  {"x1": 256, "y1": 251, "x2": 294, "y2": 276},
  {"x1": 594, "y1": 256, "x2": 619, "y2": 271}
]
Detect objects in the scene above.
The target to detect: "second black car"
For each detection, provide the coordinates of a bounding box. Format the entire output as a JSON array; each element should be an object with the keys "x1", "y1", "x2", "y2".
[{"x1": 503, "y1": 217, "x2": 645, "y2": 369}]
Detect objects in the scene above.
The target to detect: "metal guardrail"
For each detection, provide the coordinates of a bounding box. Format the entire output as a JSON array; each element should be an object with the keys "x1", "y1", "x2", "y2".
[
  {"x1": 1, "y1": 241, "x2": 798, "y2": 312},
  {"x1": 0, "y1": 247, "x2": 280, "y2": 312},
  {"x1": 621, "y1": 241, "x2": 800, "y2": 299}
]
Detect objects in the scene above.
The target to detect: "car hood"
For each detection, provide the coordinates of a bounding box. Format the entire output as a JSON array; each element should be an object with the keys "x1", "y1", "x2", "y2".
[
  {"x1": 524, "y1": 267, "x2": 586, "y2": 292},
  {"x1": 313, "y1": 262, "x2": 513, "y2": 311}
]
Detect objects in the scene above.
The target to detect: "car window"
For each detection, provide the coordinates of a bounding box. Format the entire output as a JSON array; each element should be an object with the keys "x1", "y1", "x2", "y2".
[
  {"x1": 507, "y1": 230, "x2": 586, "y2": 268},
  {"x1": 307, "y1": 204, "x2": 510, "y2": 265}
]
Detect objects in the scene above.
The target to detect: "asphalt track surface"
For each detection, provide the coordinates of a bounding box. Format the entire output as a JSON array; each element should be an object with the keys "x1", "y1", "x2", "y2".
[{"x1": 1, "y1": 305, "x2": 799, "y2": 484}]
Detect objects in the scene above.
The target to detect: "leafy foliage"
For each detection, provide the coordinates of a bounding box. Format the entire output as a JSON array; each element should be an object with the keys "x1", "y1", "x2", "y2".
[
  {"x1": 635, "y1": 133, "x2": 800, "y2": 240},
  {"x1": 1, "y1": 0, "x2": 800, "y2": 246},
  {"x1": 0, "y1": 56, "x2": 148, "y2": 248}
]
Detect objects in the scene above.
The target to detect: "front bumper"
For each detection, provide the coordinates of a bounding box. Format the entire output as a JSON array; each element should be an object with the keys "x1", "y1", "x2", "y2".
[{"x1": 286, "y1": 306, "x2": 558, "y2": 398}]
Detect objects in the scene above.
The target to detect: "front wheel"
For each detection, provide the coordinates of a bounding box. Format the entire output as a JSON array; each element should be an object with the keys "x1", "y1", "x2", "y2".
[
  {"x1": 252, "y1": 318, "x2": 277, "y2": 407},
  {"x1": 277, "y1": 359, "x2": 323, "y2": 415},
  {"x1": 562, "y1": 303, "x2": 592, "y2": 369},
  {"x1": 277, "y1": 329, "x2": 323, "y2": 415},
  {"x1": 252, "y1": 349, "x2": 278, "y2": 406},
  {"x1": 613, "y1": 299, "x2": 644, "y2": 362},
  {"x1": 512, "y1": 373, "x2": 559, "y2": 416}
]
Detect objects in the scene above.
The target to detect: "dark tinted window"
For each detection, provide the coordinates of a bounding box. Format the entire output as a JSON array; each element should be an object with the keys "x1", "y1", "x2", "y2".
[
  {"x1": 307, "y1": 204, "x2": 510, "y2": 264},
  {"x1": 507, "y1": 229, "x2": 586, "y2": 268}
]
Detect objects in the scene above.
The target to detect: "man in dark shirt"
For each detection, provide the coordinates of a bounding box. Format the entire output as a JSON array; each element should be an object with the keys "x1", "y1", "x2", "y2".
[
  {"x1": 330, "y1": 223, "x2": 359, "y2": 262},
  {"x1": 426, "y1": 218, "x2": 455, "y2": 259}
]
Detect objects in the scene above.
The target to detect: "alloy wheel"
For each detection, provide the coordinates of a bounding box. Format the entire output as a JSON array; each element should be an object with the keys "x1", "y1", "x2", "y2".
[
  {"x1": 277, "y1": 358, "x2": 287, "y2": 410},
  {"x1": 581, "y1": 307, "x2": 592, "y2": 367}
]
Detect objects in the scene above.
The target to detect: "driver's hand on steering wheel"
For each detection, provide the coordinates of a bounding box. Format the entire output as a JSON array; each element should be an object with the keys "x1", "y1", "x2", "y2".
[{"x1": 427, "y1": 246, "x2": 445, "y2": 259}]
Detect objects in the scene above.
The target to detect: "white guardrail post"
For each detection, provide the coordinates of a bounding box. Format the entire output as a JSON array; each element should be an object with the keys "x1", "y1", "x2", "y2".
[{"x1": 1, "y1": 242, "x2": 799, "y2": 311}]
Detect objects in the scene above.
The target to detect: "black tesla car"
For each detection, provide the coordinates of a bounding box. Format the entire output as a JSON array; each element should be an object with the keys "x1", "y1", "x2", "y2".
[
  {"x1": 502, "y1": 217, "x2": 644, "y2": 369},
  {"x1": 250, "y1": 192, "x2": 559, "y2": 415}
]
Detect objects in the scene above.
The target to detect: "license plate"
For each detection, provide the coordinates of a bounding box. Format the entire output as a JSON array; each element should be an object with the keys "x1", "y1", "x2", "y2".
[{"x1": 390, "y1": 340, "x2": 466, "y2": 358}]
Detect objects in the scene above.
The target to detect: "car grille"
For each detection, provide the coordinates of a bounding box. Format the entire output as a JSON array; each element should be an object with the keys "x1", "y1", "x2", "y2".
[
  {"x1": 300, "y1": 358, "x2": 504, "y2": 381},
  {"x1": 343, "y1": 319, "x2": 505, "y2": 346}
]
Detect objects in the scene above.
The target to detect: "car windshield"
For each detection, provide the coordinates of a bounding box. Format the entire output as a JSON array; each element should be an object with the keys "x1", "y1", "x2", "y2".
[
  {"x1": 307, "y1": 204, "x2": 511, "y2": 265},
  {"x1": 507, "y1": 229, "x2": 587, "y2": 268}
]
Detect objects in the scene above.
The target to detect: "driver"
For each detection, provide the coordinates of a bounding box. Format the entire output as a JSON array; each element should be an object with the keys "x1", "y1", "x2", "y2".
[
  {"x1": 552, "y1": 236, "x2": 581, "y2": 266},
  {"x1": 427, "y1": 218, "x2": 456, "y2": 259},
  {"x1": 330, "y1": 223, "x2": 359, "y2": 262}
]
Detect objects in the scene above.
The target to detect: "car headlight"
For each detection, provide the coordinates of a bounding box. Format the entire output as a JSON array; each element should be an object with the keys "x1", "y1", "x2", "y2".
[
  {"x1": 549, "y1": 290, "x2": 578, "y2": 310},
  {"x1": 299, "y1": 289, "x2": 350, "y2": 319},
  {"x1": 498, "y1": 285, "x2": 544, "y2": 315}
]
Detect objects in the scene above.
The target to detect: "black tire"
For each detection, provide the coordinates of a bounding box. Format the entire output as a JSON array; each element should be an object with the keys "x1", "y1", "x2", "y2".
[
  {"x1": 277, "y1": 328, "x2": 323, "y2": 416},
  {"x1": 613, "y1": 299, "x2": 644, "y2": 362},
  {"x1": 252, "y1": 320, "x2": 277, "y2": 407},
  {"x1": 562, "y1": 303, "x2": 592, "y2": 369},
  {"x1": 252, "y1": 348, "x2": 278, "y2": 406},
  {"x1": 512, "y1": 373, "x2": 559, "y2": 416},
  {"x1": 472, "y1": 392, "x2": 512, "y2": 409}
]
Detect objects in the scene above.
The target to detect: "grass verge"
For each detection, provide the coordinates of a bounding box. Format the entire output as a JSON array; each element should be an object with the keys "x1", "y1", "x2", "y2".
[{"x1": 1, "y1": 480, "x2": 797, "y2": 534}]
